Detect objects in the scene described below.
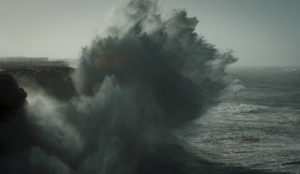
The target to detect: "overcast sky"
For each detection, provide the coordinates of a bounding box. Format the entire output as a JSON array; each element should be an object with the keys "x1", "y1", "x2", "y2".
[{"x1": 0, "y1": 0, "x2": 299, "y2": 66}]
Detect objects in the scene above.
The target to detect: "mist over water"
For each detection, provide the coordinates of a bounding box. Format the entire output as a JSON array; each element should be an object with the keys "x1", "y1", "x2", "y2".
[{"x1": 0, "y1": 0, "x2": 238, "y2": 173}]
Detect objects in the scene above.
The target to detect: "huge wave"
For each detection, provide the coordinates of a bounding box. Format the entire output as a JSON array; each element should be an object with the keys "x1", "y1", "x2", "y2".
[{"x1": 0, "y1": 0, "x2": 252, "y2": 174}]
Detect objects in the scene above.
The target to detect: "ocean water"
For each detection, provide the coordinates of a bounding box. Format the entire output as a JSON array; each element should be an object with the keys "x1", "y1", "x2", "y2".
[
  {"x1": 3, "y1": 65, "x2": 300, "y2": 173},
  {"x1": 182, "y1": 67, "x2": 300, "y2": 173}
]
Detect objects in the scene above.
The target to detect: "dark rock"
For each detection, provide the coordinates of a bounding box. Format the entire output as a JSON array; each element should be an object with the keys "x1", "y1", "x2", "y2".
[
  {"x1": 2, "y1": 66, "x2": 77, "y2": 101},
  {"x1": 0, "y1": 71, "x2": 27, "y2": 119}
]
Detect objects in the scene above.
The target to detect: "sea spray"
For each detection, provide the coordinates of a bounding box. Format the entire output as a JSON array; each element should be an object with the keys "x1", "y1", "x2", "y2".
[{"x1": 0, "y1": 0, "x2": 236, "y2": 173}]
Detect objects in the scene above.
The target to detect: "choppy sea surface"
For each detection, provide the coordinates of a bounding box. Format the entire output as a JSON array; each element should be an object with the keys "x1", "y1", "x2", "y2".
[{"x1": 182, "y1": 67, "x2": 300, "y2": 173}]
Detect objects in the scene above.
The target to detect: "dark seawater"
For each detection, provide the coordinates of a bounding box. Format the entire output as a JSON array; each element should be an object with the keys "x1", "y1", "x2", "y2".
[
  {"x1": 3, "y1": 66, "x2": 299, "y2": 174},
  {"x1": 181, "y1": 67, "x2": 300, "y2": 173}
]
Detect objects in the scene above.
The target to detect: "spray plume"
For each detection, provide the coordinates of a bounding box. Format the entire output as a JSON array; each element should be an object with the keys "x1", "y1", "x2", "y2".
[{"x1": 0, "y1": 0, "x2": 236, "y2": 173}]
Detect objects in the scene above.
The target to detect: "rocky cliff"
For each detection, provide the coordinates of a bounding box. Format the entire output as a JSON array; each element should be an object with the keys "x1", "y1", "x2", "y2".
[{"x1": 0, "y1": 72, "x2": 27, "y2": 119}]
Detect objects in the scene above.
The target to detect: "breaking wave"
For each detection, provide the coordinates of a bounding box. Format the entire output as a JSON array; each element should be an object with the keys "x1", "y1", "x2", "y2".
[{"x1": 0, "y1": 1, "x2": 259, "y2": 174}]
